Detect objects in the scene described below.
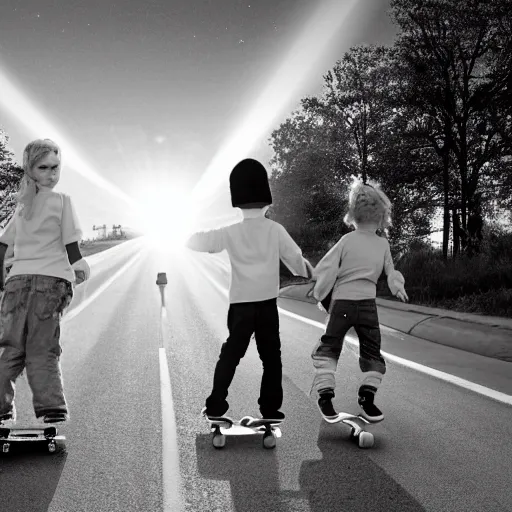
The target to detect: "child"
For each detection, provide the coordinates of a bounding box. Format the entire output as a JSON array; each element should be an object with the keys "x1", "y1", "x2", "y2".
[
  {"x1": 186, "y1": 158, "x2": 312, "y2": 420},
  {"x1": 0, "y1": 139, "x2": 90, "y2": 425},
  {"x1": 310, "y1": 178, "x2": 408, "y2": 423}
]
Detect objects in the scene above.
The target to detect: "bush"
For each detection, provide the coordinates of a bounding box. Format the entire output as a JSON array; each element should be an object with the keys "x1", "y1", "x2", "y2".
[
  {"x1": 436, "y1": 288, "x2": 512, "y2": 317},
  {"x1": 391, "y1": 227, "x2": 512, "y2": 316}
]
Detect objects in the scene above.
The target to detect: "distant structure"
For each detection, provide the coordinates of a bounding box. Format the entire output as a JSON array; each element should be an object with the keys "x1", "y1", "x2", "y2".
[
  {"x1": 92, "y1": 224, "x2": 127, "y2": 240},
  {"x1": 92, "y1": 224, "x2": 107, "y2": 240},
  {"x1": 112, "y1": 224, "x2": 124, "y2": 238}
]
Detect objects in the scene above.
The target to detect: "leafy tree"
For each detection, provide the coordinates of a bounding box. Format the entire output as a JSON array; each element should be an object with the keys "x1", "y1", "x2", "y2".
[
  {"x1": 0, "y1": 129, "x2": 22, "y2": 227},
  {"x1": 269, "y1": 108, "x2": 350, "y2": 254},
  {"x1": 391, "y1": 0, "x2": 512, "y2": 256},
  {"x1": 303, "y1": 45, "x2": 441, "y2": 253}
]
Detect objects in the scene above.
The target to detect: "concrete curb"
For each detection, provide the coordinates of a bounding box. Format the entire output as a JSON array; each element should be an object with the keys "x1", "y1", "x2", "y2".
[{"x1": 279, "y1": 284, "x2": 512, "y2": 363}]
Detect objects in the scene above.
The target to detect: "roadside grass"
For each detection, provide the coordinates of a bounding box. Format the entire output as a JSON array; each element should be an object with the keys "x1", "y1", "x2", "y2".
[
  {"x1": 80, "y1": 238, "x2": 132, "y2": 257},
  {"x1": 393, "y1": 246, "x2": 512, "y2": 317}
]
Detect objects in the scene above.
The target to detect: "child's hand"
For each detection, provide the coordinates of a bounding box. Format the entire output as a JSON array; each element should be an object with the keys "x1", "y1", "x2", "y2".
[
  {"x1": 72, "y1": 258, "x2": 90, "y2": 285},
  {"x1": 306, "y1": 281, "x2": 316, "y2": 299},
  {"x1": 304, "y1": 259, "x2": 315, "y2": 280},
  {"x1": 396, "y1": 287, "x2": 409, "y2": 303}
]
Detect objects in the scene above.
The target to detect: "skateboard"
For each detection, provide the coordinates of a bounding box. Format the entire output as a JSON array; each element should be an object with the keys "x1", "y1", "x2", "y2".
[
  {"x1": 328, "y1": 412, "x2": 379, "y2": 448},
  {"x1": 202, "y1": 409, "x2": 283, "y2": 449},
  {"x1": 0, "y1": 426, "x2": 66, "y2": 455}
]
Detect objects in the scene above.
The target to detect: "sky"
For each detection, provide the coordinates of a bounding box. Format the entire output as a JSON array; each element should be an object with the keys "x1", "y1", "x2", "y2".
[{"x1": 0, "y1": 0, "x2": 396, "y2": 239}]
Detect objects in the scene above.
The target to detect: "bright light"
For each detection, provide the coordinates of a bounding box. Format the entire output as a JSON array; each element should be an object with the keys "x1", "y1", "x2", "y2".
[
  {"x1": 191, "y1": 0, "x2": 359, "y2": 213},
  {"x1": 133, "y1": 184, "x2": 197, "y2": 250},
  {"x1": 0, "y1": 65, "x2": 135, "y2": 207}
]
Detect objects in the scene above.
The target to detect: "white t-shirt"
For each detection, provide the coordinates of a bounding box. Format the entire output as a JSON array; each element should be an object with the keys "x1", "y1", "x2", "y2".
[
  {"x1": 0, "y1": 189, "x2": 82, "y2": 283},
  {"x1": 186, "y1": 213, "x2": 308, "y2": 303}
]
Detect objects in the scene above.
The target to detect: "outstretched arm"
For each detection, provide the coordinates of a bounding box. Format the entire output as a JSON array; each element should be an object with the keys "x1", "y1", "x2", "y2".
[
  {"x1": 278, "y1": 225, "x2": 310, "y2": 278},
  {"x1": 186, "y1": 228, "x2": 226, "y2": 254},
  {"x1": 311, "y1": 239, "x2": 343, "y2": 302},
  {"x1": 384, "y1": 242, "x2": 408, "y2": 302}
]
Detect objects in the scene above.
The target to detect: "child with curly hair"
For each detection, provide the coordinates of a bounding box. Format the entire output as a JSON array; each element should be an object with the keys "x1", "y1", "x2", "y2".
[
  {"x1": 309, "y1": 178, "x2": 408, "y2": 423},
  {"x1": 0, "y1": 139, "x2": 90, "y2": 425}
]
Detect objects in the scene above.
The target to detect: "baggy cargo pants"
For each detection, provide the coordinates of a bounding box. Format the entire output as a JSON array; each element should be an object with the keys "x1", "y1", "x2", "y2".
[
  {"x1": 311, "y1": 299, "x2": 386, "y2": 396},
  {"x1": 0, "y1": 275, "x2": 73, "y2": 419}
]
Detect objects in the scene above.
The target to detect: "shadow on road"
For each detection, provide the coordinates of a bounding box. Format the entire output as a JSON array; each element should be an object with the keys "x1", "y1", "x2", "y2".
[
  {"x1": 196, "y1": 420, "x2": 426, "y2": 512},
  {"x1": 0, "y1": 448, "x2": 67, "y2": 512},
  {"x1": 290, "y1": 421, "x2": 426, "y2": 512},
  {"x1": 196, "y1": 433, "x2": 288, "y2": 512}
]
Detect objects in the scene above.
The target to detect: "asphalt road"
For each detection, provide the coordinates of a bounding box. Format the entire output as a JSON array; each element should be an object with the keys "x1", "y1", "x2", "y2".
[{"x1": 1, "y1": 238, "x2": 511, "y2": 512}]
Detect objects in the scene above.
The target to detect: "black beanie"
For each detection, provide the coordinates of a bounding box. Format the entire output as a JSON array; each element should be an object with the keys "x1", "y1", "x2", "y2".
[{"x1": 229, "y1": 158, "x2": 272, "y2": 208}]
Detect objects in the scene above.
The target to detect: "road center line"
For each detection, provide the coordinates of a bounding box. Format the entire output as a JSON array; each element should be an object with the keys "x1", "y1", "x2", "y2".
[{"x1": 159, "y1": 308, "x2": 184, "y2": 512}]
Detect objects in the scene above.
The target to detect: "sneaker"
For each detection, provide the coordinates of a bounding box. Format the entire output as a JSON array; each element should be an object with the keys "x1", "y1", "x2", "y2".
[
  {"x1": 317, "y1": 389, "x2": 339, "y2": 423},
  {"x1": 43, "y1": 412, "x2": 68, "y2": 424},
  {"x1": 358, "y1": 386, "x2": 384, "y2": 422},
  {"x1": 259, "y1": 410, "x2": 285, "y2": 421},
  {"x1": 201, "y1": 406, "x2": 228, "y2": 421}
]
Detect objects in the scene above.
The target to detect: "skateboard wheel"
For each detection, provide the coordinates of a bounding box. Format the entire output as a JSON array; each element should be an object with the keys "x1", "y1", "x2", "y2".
[
  {"x1": 212, "y1": 434, "x2": 226, "y2": 449},
  {"x1": 2, "y1": 442, "x2": 10, "y2": 454},
  {"x1": 48, "y1": 441, "x2": 57, "y2": 453},
  {"x1": 262, "y1": 434, "x2": 276, "y2": 449},
  {"x1": 358, "y1": 432, "x2": 374, "y2": 448}
]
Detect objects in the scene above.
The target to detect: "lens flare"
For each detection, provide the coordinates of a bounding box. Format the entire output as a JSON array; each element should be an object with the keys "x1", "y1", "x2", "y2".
[
  {"x1": 0, "y1": 66, "x2": 135, "y2": 206},
  {"x1": 131, "y1": 183, "x2": 198, "y2": 250},
  {"x1": 191, "y1": 0, "x2": 359, "y2": 213}
]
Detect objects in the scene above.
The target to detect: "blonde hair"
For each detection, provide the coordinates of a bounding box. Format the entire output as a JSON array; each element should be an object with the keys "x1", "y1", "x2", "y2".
[
  {"x1": 343, "y1": 177, "x2": 392, "y2": 230},
  {"x1": 17, "y1": 139, "x2": 60, "y2": 220}
]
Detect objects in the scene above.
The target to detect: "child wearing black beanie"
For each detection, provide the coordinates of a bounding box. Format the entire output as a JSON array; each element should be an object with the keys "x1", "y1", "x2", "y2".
[{"x1": 187, "y1": 158, "x2": 312, "y2": 420}]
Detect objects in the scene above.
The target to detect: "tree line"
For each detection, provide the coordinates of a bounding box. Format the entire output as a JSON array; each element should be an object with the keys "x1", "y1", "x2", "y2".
[{"x1": 268, "y1": 0, "x2": 512, "y2": 261}]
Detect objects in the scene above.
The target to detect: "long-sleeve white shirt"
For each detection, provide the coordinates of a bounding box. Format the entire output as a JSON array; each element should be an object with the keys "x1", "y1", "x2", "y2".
[
  {"x1": 186, "y1": 211, "x2": 309, "y2": 303},
  {"x1": 313, "y1": 230, "x2": 397, "y2": 301}
]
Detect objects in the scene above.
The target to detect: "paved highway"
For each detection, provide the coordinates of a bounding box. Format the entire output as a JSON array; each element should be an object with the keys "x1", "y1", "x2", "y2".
[{"x1": 1, "y1": 238, "x2": 511, "y2": 512}]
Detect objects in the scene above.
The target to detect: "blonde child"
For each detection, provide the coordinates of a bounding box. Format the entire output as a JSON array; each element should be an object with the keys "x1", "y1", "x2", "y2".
[
  {"x1": 310, "y1": 178, "x2": 408, "y2": 423},
  {"x1": 187, "y1": 158, "x2": 312, "y2": 420},
  {"x1": 0, "y1": 139, "x2": 90, "y2": 424}
]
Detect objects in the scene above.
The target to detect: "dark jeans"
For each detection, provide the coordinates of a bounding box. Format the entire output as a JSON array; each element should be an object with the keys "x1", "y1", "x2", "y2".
[
  {"x1": 205, "y1": 298, "x2": 282, "y2": 417},
  {"x1": 0, "y1": 274, "x2": 73, "y2": 418},
  {"x1": 311, "y1": 299, "x2": 386, "y2": 395}
]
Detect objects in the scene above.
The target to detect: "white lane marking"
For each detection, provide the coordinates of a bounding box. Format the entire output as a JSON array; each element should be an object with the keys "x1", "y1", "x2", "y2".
[
  {"x1": 63, "y1": 253, "x2": 141, "y2": 323},
  {"x1": 159, "y1": 340, "x2": 183, "y2": 511},
  {"x1": 194, "y1": 266, "x2": 512, "y2": 407},
  {"x1": 278, "y1": 308, "x2": 512, "y2": 407}
]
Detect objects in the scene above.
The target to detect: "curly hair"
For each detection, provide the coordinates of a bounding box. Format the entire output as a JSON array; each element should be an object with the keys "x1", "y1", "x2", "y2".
[{"x1": 343, "y1": 177, "x2": 392, "y2": 230}]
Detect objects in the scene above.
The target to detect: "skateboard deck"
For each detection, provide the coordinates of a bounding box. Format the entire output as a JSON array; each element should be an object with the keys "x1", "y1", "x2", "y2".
[
  {"x1": 0, "y1": 426, "x2": 66, "y2": 455},
  {"x1": 202, "y1": 409, "x2": 283, "y2": 449},
  {"x1": 327, "y1": 412, "x2": 381, "y2": 448}
]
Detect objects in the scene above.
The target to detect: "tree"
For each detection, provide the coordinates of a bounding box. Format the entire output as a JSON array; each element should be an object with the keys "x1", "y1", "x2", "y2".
[
  {"x1": 391, "y1": 0, "x2": 512, "y2": 256},
  {"x1": 304, "y1": 45, "x2": 441, "y2": 253},
  {"x1": 269, "y1": 45, "x2": 443, "y2": 256},
  {"x1": 269, "y1": 108, "x2": 350, "y2": 253},
  {"x1": 0, "y1": 129, "x2": 22, "y2": 227}
]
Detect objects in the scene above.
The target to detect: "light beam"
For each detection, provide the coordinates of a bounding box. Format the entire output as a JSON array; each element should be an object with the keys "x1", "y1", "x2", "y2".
[
  {"x1": 191, "y1": 0, "x2": 359, "y2": 212},
  {"x1": 0, "y1": 66, "x2": 136, "y2": 206}
]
